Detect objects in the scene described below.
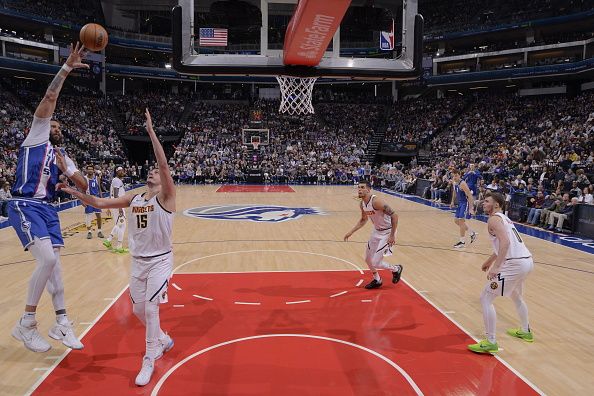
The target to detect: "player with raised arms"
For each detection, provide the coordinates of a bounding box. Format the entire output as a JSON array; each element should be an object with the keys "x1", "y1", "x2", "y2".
[
  {"x1": 8, "y1": 43, "x2": 89, "y2": 352},
  {"x1": 59, "y1": 109, "x2": 175, "y2": 386}
]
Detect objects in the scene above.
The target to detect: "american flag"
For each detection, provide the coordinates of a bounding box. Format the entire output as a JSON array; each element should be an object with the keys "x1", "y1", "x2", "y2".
[{"x1": 199, "y1": 28, "x2": 228, "y2": 46}]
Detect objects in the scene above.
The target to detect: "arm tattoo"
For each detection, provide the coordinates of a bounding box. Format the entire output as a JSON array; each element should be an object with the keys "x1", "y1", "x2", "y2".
[
  {"x1": 47, "y1": 72, "x2": 66, "y2": 94},
  {"x1": 383, "y1": 204, "x2": 395, "y2": 216}
]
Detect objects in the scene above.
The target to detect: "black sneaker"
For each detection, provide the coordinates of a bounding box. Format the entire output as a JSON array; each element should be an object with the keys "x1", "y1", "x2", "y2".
[
  {"x1": 470, "y1": 232, "x2": 478, "y2": 244},
  {"x1": 453, "y1": 241, "x2": 465, "y2": 249},
  {"x1": 364, "y1": 279, "x2": 383, "y2": 289},
  {"x1": 392, "y1": 265, "x2": 403, "y2": 284}
]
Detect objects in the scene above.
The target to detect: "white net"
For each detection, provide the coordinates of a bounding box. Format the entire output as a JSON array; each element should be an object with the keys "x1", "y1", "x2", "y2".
[{"x1": 276, "y1": 75, "x2": 318, "y2": 115}]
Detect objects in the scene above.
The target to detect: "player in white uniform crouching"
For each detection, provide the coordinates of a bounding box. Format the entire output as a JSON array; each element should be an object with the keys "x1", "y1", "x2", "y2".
[
  {"x1": 344, "y1": 180, "x2": 403, "y2": 289},
  {"x1": 468, "y1": 191, "x2": 534, "y2": 354},
  {"x1": 60, "y1": 109, "x2": 175, "y2": 386}
]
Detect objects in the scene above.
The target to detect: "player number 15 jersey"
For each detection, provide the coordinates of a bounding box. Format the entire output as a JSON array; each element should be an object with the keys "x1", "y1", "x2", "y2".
[{"x1": 129, "y1": 193, "x2": 173, "y2": 258}]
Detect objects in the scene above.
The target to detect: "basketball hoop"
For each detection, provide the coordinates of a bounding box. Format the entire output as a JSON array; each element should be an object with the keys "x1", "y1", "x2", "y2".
[
  {"x1": 276, "y1": 75, "x2": 318, "y2": 115},
  {"x1": 251, "y1": 136, "x2": 261, "y2": 151}
]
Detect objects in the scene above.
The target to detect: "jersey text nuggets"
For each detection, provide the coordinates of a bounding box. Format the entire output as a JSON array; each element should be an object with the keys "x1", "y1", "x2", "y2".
[{"x1": 132, "y1": 205, "x2": 154, "y2": 214}]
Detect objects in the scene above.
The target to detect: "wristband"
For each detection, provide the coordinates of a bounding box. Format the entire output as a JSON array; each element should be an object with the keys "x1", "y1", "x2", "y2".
[{"x1": 61, "y1": 64, "x2": 73, "y2": 73}]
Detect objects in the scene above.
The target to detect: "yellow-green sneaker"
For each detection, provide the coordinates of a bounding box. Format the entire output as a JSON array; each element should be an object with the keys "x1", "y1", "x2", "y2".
[
  {"x1": 506, "y1": 328, "x2": 534, "y2": 343},
  {"x1": 113, "y1": 247, "x2": 129, "y2": 254},
  {"x1": 468, "y1": 339, "x2": 499, "y2": 354},
  {"x1": 103, "y1": 240, "x2": 113, "y2": 250}
]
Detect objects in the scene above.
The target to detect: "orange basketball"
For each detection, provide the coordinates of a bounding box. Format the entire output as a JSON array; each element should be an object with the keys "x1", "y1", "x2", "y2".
[{"x1": 80, "y1": 23, "x2": 108, "y2": 51}]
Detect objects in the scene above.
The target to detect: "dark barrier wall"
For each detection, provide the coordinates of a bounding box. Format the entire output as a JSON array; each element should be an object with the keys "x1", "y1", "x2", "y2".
[
  {"x1": 574, "y1": 204, "x2": 594, "y2": 239},
  {"x1": 415, "y1": 179, "x2": 432, "y2": 198},
  {"x1": 509, "y1": 193, "x2": 528, "y2": 221}
]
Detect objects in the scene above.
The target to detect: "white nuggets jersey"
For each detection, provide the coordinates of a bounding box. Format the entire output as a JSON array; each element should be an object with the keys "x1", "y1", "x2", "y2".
[
  {"x1": 489, "y1": 213, "x2": 531, "y2": 260},
  {"x1": 362, "y1": 195, "x2": 392, "y2": 231},
  {"x1": 111, "y1": 177, "x2": 125, "y2": 198},
  {"x1": 129, "y1": 193, "x2": 173, "y2": 258}
]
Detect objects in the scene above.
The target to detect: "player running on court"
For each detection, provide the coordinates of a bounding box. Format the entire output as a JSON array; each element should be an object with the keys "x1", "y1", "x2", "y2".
[
  {"x1": 84, "y1": 164, "x2": 103, "y2": 239},
  {"x1": 468, "y1": 191, "x2": 534, "y2": 354},
  {"x1": 450, "y1": 169, "x2": 478, "y2": 248},
  {"x1": 344, "y1": 180, "x2": 403, "y2": 289},
  {"x1": 8, "y1": 43, "x2": 89, "y2": 352},
  {"x1": 60, "y1": 109, "x2": 175, "y2": 386},
  {"x1": 103, "y1": 166, "x2": 128, "y2": 253}
]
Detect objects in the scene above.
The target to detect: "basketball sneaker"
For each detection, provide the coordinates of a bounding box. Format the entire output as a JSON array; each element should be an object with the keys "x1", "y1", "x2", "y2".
[
  {"x1": 364, "y1": 279, "x2": 382, "y2": 289},
  {"x1": 467, "y1": 339, "x2": 499, "y2": 354},
  {"x1": 12, "y1": 320, "x2": 51, "y2": 353},
  {"x1": 453, "y1": 241, "x2": 466, "y2": 249},
  {"x1": 392, "y1": 265, "x2": 403, "y2": 284},
  {"x1": 470, "y1": 232, "x2": 478, "y2": 244},
  {"x1": 48, "y1": 322, "x2": 84, "y2": 350},
  {"x1": 135, "y1": 356, "x2": 155, "y2": 386},
  {"x1": 155, "y1": 334, "x2": 174, "y2": 360},
  {"x1": 87, "y1": 231, "x2": 92, "y2": 239},
  {"x1": 103, "y1": 240, "x2": 112, "y2": 249},
  {"x1": 506, "y1": 328, "x2": 534, "y2": 343},
  {"x1": 97, "y1": 231, "x2": 104, "y2": 238},
  {"x1": 113, "y1": 247, "x2": 129, "y2": 254}
]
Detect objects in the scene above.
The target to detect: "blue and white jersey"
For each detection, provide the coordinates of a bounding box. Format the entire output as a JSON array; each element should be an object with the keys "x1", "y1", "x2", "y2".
[
  {"x1": 11, "y1": 116, "x2": 78, "y2": 202},
  {"x1": 86, "y1": 176, "x2": 100, "y2": 197},
  {"x1": 455, "y1": 182, "x2": 468, "y2": 206}
]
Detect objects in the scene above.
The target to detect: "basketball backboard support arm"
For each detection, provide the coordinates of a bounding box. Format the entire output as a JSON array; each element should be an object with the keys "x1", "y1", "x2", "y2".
[{"x1": 172, "y1": 0, "x2": 423, "y2": 80}]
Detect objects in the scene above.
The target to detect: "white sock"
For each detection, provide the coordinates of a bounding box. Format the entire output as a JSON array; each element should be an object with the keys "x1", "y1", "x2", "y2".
[
  {"x1": 481, "y1": 290, "x2": 497, "y2": 344},
  {"x1": 56, "y1": 313, "x2": 69, "y2": 325},
  {"x1": 21, "y1": 312, "x2": 36, "y2": 326},
  {"x1": 372, "y1": 272, "x2": 381, "y2": 282},
  {"x1": 460, "y1": 237, "x2": 465, "y2": 243},
  {"x1": 511, "y1": 291, "x2": 530, "y2": 333}
]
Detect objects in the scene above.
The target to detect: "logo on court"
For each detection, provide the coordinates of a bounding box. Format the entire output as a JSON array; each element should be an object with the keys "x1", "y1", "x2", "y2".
[{"x1": 183, "y1": 204, "x2": 324, "y2": 223}]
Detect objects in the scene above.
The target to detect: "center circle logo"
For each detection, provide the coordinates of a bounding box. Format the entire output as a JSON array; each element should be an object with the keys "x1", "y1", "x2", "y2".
[{"x1": 183, "y1": 204, "x2": 324, "y2": 223}]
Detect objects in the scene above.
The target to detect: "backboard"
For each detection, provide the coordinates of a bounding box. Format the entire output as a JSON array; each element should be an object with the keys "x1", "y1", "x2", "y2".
[{"x1": 172, "y1": 0, "x2": 423, "y2": 80}]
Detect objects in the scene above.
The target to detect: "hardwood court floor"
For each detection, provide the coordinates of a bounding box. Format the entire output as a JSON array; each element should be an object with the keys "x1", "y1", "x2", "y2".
[{"x1": 0, "y1": 185, "x2": 593, "y2": 395}]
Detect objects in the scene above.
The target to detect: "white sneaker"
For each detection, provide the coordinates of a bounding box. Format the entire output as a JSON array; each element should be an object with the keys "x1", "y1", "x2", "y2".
[
  {"x1": 48, "y1": 322, "x2": 84, "y2": 350},
  {"x1": 135, "y1": 356, "x2": 155, "y2": 386},
  {"x1": 155, "y1": 334, "x2": 174, "y2": 360},
  {"x1": 12, "y1": 320, "x2": 51, "y2": 353}
]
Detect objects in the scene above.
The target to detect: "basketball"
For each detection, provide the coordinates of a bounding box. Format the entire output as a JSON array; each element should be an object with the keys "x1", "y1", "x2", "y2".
[{"x1": 80, "y1": 23, "x2": 108, "y2": 51}]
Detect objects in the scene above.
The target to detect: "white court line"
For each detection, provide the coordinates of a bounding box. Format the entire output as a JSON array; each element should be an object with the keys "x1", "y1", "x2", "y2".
[
  {"x1": 234, "y1": 301, "x2": 261, "y2": 306},
  {"x1": 173, "y1": 305, "x2": 185, "y2": 308},
  {"x1": 402, "y1": 279, "x2": 545, "y2": 396},
  {"x1": 444, "y1": 311, "x2": 455, "y2": 314},
  {"x1": 192, "y1": 294, "x2": 214, "y2": 301},
  {"x1": 103, "y1": 297, "x2": 115, "y2": 301},
  {"x1": 361, "y1": 299, "x2": 373, "y2": 303},
  {"x1": 25, "y1": 285, "x2": 129, "y2": 396},
  {"x1": 330, "y1": 291, "x2": 348, "y2": 298},
  {"x1": 285, "y1": 300, "x2": 311, "y2": 305},
  {"x1": 417, "y1": 290, "x2": 429, "y2": 293},
  {"x1": 43, "y1": 356, "x2": 61, "y2": 360},
  {"x1": 355, "y1": 279, "x2": 364, "y2": 287},
  {"x1": 174, "y1": 249, "x2": 364, "y2": 274},
  {"x1": 150, "y1": 334, "x2": 424, "y2": 396},
  {"x1": 79, "y1": 322, "x2": 94, "y2": 325},
  {"x1": 172, "y1": 283, "x2": 182, "y2": 291}
]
